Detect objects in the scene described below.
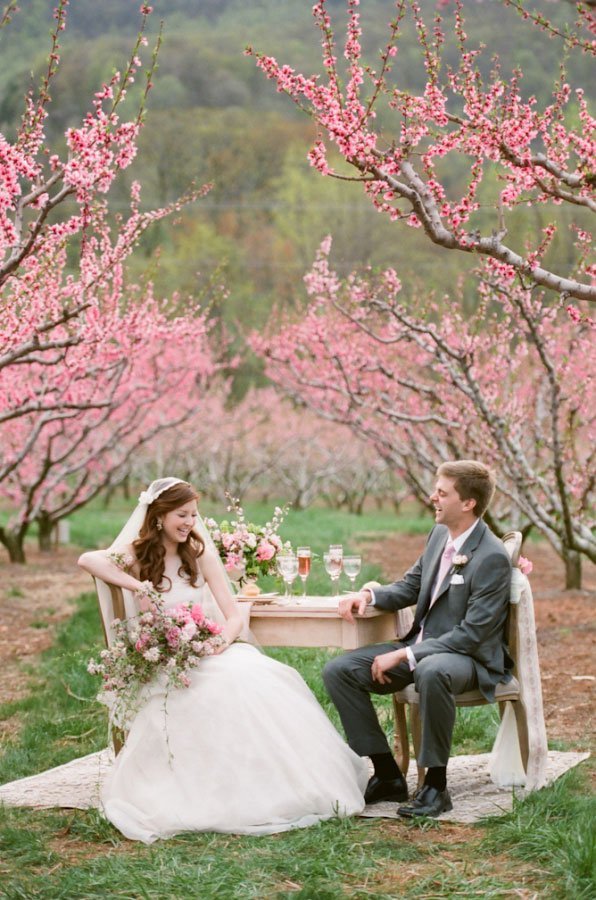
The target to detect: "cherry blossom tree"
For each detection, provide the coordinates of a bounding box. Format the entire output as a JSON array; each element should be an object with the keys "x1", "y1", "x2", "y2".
[
  {"x1": 250, "y1": 0, "x2": 595, "y2": 305},
  {"x1": 0, "y1": 294, "x2": 221, "y2": 562},
  {"x1": 265, "y1": 397, "x2": 395, "y2": 512},
  {"x1": 0, "y1": 3, "x2": 205, "y2": 415},
  {"x1": 129, "y1": 386, "x2": 399, "y2": 512},
  {"x1": 128, "y1": 387, "x2": 281, "y2": 505},
  {"x1": 253, "y1": 239, "x2": 595, "y2": 588},
  {"x1": 0, "y1": 2, "x2": 223, "y2": 561}
]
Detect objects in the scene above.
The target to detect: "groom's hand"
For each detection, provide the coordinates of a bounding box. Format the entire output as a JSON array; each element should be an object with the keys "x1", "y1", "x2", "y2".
[
  {"x1": 338, "y1": 590, "x2": 371, "y2": 622},
  {"x1": 371, "y1": 647, "x2": 408, "y2": 684}
]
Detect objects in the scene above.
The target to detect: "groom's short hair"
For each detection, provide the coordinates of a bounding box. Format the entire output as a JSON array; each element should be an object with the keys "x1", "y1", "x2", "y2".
[{"x1": 437, "y1": 460, "x2": 496, "y2": 518}]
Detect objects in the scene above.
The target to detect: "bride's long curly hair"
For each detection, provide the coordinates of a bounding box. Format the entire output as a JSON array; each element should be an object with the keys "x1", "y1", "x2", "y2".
[{"x1": 133, "y1": 482, "x2": 205, "y2": 591}]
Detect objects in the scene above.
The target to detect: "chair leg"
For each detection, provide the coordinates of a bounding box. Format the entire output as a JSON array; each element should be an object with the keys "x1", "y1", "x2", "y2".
[
  {"x1": 409, "y1": 705, "x2": 425, "y2": 789},
  {"x1": 392, "y1": 695, "x2": 410, "y2": 777},
  {"x1": 511, "y1": 699, "x2": 530, "y2": 772}
]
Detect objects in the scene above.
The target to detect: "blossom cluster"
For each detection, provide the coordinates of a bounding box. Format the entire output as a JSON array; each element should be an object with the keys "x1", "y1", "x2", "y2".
[
  {"x1": 88, "y1": 598, "x2": 224, "y2": 726},
  {"x1": 249, "y1": 0, "x2": 595, "y2": 304},
  {"x1": 204, "y1": 497, "x2": 290, "y2": 581}
]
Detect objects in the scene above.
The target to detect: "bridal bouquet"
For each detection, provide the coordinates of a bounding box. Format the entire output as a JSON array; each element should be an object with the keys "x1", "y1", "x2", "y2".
[
  {"x1": 204, "y1": 496, "x2": 290, "y2": 582},
  {"x1": 88, "y1": 597, "x2": 225, "y2": 726}
]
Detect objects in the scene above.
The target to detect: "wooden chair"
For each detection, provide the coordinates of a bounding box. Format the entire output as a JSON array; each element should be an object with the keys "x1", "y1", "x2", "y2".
[
  {"x1": 93, "y1": 578, "x2": 129, "y2": 755},
  {"x1": 391, "y1": 531, "x2": 548, "y2": 790}
]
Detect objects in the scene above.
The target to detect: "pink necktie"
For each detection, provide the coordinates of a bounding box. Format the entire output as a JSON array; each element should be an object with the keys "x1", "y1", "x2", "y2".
[
  {"x1": 416, "y1": 541, "x2": 455, "y2": 644},
  {"x1": 430, "y1": 541, "x2": 455, "y2": 607}
]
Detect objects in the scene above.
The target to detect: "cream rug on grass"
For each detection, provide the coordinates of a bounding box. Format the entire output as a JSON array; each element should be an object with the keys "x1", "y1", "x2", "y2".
[
  {"x1": 360, "y1": 751, "x2": 591, "y2": 823},
  {"x1": 0, "y1": 750, "x2": 590, "y2": 824}
]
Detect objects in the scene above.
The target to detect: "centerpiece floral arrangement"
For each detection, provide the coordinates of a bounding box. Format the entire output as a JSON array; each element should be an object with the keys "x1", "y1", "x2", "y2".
[
  {"x1": 204, "y1": 495, "x2": 290, "y2": 583},
  {"x1": 88, "y1": 585, "x2": 225, "y2": 727}
]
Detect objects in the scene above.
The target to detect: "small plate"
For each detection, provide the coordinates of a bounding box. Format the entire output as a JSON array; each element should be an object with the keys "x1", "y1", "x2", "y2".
[{"x1": 236, "y1": 592, "x2": 279, "y2": 602}]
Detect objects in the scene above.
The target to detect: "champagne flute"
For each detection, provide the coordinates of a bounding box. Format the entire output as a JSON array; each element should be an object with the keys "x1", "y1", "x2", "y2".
[
  {"x1": 324, "y1": 550, "x2": 343, "y2": 596},
  {"x1": 297, "y1": 547, "x2": 311, "y2": 601},
  {"x1": 277, "y1": 553, "x2": 299, "y2": 602},
  {"x1": 342, "y1": 555, "x2": 362, "y2": 591}
]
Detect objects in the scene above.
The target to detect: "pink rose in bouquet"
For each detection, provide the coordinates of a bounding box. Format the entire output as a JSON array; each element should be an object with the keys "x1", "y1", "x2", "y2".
[
  {"x1": 190, "y1": 603, "x2": 205, "y2": 626},
  {"x1": 256, "y1": 539, "x2": 276, "y2": 561}
]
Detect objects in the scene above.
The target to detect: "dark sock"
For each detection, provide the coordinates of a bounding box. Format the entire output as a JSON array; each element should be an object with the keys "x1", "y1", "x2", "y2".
[
  {"x1": 424, "y1": 766, "x2": 447, "y2": 791},
  {"x1": 370, "y1": 752, "x2": 402, "y2": 781}
]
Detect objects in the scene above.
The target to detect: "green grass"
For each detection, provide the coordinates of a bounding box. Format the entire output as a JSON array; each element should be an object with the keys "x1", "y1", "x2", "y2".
[{"x1": 482, "y1": 769, "x2": 596, "y2": 900}]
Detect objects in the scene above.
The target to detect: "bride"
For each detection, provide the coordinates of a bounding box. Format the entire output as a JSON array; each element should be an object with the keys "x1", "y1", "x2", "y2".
[{"x1": 78, "y1": 477, "x2": 368, "y2": 843}]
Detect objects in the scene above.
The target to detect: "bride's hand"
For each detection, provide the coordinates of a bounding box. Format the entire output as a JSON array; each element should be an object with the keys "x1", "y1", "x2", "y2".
[{"x1": 210, "y1": 636, "x2": 230, "y2": 655}]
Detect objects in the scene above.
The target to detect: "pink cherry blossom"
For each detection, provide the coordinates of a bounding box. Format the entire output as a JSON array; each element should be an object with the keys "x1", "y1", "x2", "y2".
[{"x1": 256, "y1": 540, "x2": 276, "y2": 561}]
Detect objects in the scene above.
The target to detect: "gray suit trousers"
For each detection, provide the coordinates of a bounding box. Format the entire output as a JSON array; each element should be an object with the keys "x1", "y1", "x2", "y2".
[{"x1": 323, "y1": 642, "x2": 478, "y2": 768}]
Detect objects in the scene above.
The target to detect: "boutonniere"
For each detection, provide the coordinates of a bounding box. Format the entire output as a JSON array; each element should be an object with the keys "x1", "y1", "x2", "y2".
[{"x1": 452, "y1": 554, "x2": 469, "y2": 571}]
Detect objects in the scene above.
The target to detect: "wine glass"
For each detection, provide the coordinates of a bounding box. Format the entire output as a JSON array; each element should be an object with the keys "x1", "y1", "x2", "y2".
[
  {"x1": 342, "y1": 555, "x2": 362, "y2": 591},
  {"x1": 277, "y1": 553, "x2": 299, "y2": 602},
  {"x1": 324, "y1": 549, "x2": 343, "y2": 596},
  {"x1": 296, "y1": 547, "x2": 311, "y2": 601}
]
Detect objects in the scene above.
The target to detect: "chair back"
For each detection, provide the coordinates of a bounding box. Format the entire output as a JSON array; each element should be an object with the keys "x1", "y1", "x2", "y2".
[
  {"x1": 94, "y1": 577, "x2": 132, "y2": 647},
  {"x1": 501, "y1": 530, "x2": 522, "y2": 567},
  {"x1": 93, "y1": 577, "x2": 130, "y2": 754}
]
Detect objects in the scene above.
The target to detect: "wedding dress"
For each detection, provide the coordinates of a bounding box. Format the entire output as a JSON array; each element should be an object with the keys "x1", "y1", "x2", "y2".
[{"x1": 100, "y1": 571, "x2": 369, "y2": 843}]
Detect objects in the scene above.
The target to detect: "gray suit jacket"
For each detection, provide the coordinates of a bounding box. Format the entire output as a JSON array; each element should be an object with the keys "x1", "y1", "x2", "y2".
[{"x1": 373, "y1": 520, "x2": 513, "y2": 701}]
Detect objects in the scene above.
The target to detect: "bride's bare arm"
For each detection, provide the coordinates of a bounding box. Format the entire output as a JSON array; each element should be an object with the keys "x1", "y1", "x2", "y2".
[
  {"x1": 200, "y1": 546, "x2": 244, "y2": 646},
  {"x1": 78, "y1": 547, "x2": 146, "y2": 595}
]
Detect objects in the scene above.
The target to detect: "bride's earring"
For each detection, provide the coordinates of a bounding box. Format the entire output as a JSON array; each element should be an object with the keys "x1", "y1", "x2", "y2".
[{"x1": 156, "y1": 521, "x2": 163, "y2": 531}]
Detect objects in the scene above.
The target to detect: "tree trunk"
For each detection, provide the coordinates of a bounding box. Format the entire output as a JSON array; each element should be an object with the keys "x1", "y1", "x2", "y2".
[
  {"x1": 0, "y1": 526, "x2": 27, "y2": 563},
  {"x1": 564, "y1": 551, "x2": 582, "y2": 590},
  {"x1": 37, "y1": 512, "x2": 54, "y2": 553}
]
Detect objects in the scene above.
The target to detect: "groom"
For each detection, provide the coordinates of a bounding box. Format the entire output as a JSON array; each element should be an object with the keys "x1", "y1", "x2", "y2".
[{"x1": 324, "y1": 459, "x2": 513, "y2": 817}]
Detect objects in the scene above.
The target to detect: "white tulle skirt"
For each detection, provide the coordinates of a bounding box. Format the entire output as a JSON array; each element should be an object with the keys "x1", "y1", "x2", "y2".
[{"x1": 101, "y1": 643, "x2": 368, "y2": 843}]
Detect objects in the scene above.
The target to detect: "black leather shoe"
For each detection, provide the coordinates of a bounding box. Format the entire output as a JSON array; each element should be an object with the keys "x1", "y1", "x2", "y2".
[
  {"x1": 397, "y1": 784, "x2": 452, "y2": 818},
  {"x1": 364, "y1": 774, "x2": 408, "y2": 804}
]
